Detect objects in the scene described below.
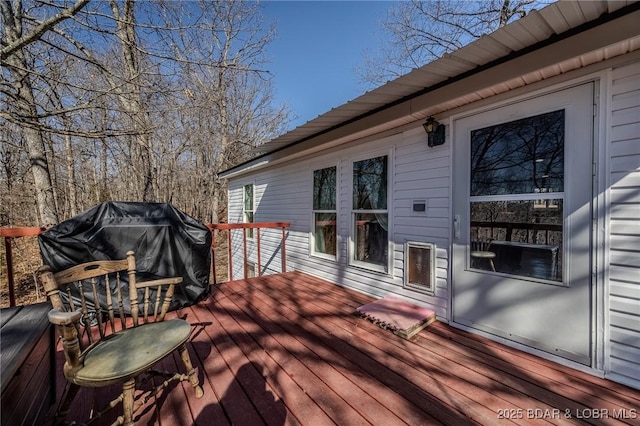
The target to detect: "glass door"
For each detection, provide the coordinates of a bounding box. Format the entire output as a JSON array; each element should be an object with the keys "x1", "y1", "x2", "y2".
[{"x1": 452, "y1": 83, "x2": 595, "y2": 365}]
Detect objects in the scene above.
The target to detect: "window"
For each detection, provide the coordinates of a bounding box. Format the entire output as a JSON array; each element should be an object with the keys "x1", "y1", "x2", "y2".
[
  {"x1": 352, "y1": 155, "x2": 388, "y2": 270},
  {"x1": 243, "y1": 184, "x2": 254, "y2": 238},
  {"x1": 312, "y1": 166, "x2": 337, "y2": 257},
  {"x1": 469, "y1": 110, "x2": 564, "y2": 282}
]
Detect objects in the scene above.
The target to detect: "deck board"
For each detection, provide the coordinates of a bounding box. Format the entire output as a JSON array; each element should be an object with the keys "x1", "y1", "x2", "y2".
[{"x1": 45, "y1": 271, "x2": 640, "y2": 425}]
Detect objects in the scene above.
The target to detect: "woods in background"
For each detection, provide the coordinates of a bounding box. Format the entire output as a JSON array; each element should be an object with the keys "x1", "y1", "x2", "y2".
[
  {"x1": 1, "y1": 0, "x2": 290, "y2": 226},
  {"x1": 2, "y1": 0, "x2": 545, "y2": 227}
]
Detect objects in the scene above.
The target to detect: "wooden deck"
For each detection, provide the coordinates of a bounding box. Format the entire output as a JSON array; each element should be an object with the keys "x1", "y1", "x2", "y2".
[{"x1": 47, "y1": 271, "x2": 640, "y2": 425}]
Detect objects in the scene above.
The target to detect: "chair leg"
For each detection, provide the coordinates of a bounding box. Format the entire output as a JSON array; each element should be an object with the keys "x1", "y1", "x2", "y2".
[
  {"x1": 54, "y1": 382, "x2": 80, "y2": 425},
  {"x1": 121, "y1": 378, "x2": 136, "y2": 426},
  {"x1": 178, "y1": 343, "x2": 204, "y2": 398}
]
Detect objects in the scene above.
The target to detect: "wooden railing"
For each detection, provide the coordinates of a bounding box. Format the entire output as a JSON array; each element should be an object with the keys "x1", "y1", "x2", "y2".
[
  {"x1": 207, "y1": 222, "x2": 290, "y2": 284},
  {"x1": 1, "y1": 222, "x2": 290, "y2": 307},
  {"x1": 0, "y1": 227, "x2": 46, "y2": 307}
]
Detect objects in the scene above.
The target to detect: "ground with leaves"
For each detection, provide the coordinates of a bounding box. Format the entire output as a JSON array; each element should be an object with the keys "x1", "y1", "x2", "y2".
[{"x1": 0, "y1": 237, "x2": 44, "y2": 308}]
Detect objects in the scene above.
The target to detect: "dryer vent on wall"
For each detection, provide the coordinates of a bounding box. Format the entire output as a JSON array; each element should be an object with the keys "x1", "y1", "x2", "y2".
[{"x1": 404, "y1": 242, "x2": 436, "y2": 295}]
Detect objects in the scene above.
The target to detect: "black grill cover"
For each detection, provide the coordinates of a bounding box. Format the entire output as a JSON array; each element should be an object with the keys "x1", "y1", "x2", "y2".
[{"x1": 39, "y1": 201, "x2": 212, "y2": 311}]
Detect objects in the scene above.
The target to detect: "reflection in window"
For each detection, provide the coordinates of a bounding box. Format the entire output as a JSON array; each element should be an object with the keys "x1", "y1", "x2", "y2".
[
  {"x1": 353, "y1": 156, "x2": 387, "y2": 210},
  {"x1": 471, "y1": 110, "x2": 564, "y2": 196},
  {"x1": 470, "y1": 200, "x2": 562, "y2": 281},
  {"x1": 313, "y1": 167, "x2": 337, "y2": 257},
  {"x1": 469, "y1": 110, "x2": 565, "y2": 283},
  {"x1": 353, "y1": 156, "x2": 388, "y2": 269},
  {"x1": 354, "y1": 213, "x2": 388, "y2": 266}
]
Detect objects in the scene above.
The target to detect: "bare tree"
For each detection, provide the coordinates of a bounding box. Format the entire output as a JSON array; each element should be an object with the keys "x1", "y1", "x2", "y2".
[
  {"x1": 1, "y1": 0, "x2": 89, "y2": 225},
  {"x1": 148, "y1": 0, "x2": 291, "y2": 222},
  {"x1": 2, "y1": 0, "x2": 290, "y2": 227},
  {"x1": 0, "y1": 123, "x2": 31, "y2": 225},
  {"x1": 359, "y1": 0, "x2": 545, "y2": 87}
]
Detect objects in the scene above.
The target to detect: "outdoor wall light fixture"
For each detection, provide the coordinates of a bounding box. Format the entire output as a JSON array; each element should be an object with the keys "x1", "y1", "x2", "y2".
[{"x1": 423, "y1": 117, "x2": 445, "y2": 147}]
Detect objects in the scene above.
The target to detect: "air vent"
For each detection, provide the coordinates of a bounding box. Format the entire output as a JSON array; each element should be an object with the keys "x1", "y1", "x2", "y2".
[{"x1": 404, "y1": 242, "x2": 436, "y2": 294}]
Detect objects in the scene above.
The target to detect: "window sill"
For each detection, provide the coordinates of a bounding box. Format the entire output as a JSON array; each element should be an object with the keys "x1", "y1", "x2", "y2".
[
  {"x1": 310, "y1": 252, "x2": 338, "y2": 262},
  {"x1": 349, "y1": 259, "x2": 389, "y2": 275}
]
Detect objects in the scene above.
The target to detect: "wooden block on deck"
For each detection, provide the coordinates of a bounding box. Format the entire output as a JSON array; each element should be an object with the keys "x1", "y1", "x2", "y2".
[{"x1": 356, "y1": 296, "x2": 436, "y2": 339}]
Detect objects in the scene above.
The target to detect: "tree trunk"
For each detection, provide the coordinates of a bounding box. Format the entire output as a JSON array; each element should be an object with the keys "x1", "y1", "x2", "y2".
[
  {"x1": 109, "y1": 0, "x2": 155, "y2": 202},
  {"x1": 64, "y1": 118, "x2": 78, "y2": 216},
  {"x1": 4, "y1": 52, "x2": 59, "y2": 226}
]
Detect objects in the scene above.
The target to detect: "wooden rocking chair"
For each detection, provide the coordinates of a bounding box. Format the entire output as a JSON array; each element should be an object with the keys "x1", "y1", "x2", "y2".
[{"x1": 38, "y1": 251, "x2": 204, "y2": 425}]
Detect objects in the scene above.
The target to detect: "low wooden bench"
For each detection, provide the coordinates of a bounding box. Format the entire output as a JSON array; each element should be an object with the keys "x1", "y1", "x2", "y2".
[{"x1": 1, "y1": 302, "x2": 55, "y2": 426}]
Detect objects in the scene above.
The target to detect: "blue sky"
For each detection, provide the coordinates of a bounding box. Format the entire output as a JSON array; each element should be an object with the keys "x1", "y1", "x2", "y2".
[{"x1": 261, "y1": 1, "x2": 394, "y2": 127}]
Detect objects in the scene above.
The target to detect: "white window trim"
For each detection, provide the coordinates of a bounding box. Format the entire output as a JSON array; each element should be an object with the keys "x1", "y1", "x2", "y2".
[
  {"x1": 348, "y1": 148, "x2": 394, "y2": 275},
  {"x1": 310, "y1": 164, "x2": 339, "y2": 261}
]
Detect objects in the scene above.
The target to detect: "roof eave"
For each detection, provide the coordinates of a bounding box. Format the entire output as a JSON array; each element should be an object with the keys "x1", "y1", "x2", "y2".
[{"x1": 220, "y1": 2, "x2": 640, "y2": 179}]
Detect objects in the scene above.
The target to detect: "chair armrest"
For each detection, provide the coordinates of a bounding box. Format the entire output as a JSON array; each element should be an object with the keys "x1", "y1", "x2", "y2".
[
  {"x1": 136, "y1": 277, "x2": 183, "y2": 289},
  {"x1": 48, "y1": 308, "x2": 82, "y2": 326},
  {"x1": 48, "y1": 309, "x2": 84, "y2": 378}
]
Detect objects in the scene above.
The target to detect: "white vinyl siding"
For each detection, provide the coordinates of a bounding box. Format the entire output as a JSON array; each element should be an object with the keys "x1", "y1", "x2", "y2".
[
  {"x1": 227, "y1": 128, "x2": 451, "y2": 318},
  {"x1": 393, "y1": 129, "x2": 451, "y2": 304},
  {"x1": 607, "y1": 61, "x2": 640, "y2": 388}
]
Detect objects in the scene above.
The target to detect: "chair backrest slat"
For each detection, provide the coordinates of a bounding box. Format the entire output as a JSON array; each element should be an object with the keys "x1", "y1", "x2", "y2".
[
  {"x1": 76, "y1": 280, "x2": 94, "y2": 345},
  {"x1": 105, "y1": 274, "x2": 115, "y2": 332},
  {"x1": 143, "y1": 286, "x2": 150, "y2": 324},
  {"x1": 159, "y1": 284, "x2": 175, "y2": 322},
  {"x1": 125, "y1": 252, "x2": 139, "y2": 326},
  {"x1": 153, "y1": 286, "x2": 162, "y2": 320},
  {"x1": 89, "y1": 277, "x2": 106, "y2": 340},
  {"x1": 65, "y1": 286, "x2": 75, "y2": 312},
  {"x1": 115, "y1": 274, "x2": 126, "y2": 329}
]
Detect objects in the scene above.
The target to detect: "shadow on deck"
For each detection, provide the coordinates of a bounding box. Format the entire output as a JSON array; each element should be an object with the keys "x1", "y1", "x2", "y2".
[{"x1": 48, "y1": 271, "x2": 640, "y2": 425}]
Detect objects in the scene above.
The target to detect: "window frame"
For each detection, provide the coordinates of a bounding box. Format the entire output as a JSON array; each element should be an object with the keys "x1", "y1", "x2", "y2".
[
  {"x1": 310, "y1": 164, "x2": 339, "y2": 261},
  {"x1": 349, "y1": 150, "x2": 392, "y2": 274}
]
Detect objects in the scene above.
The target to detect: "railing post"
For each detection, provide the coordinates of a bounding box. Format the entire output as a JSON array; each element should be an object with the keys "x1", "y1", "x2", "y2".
[
  {"x1": 281, "y1": 226, "x2": 287, "y2": 273},
  {"x1": 4, "y1": 237, "x2": 16, "y2": 307},
  {"x1": 211, "y1": 228, "x2": 217, "y2": 286},
  {"x1": 206, "y1": 222, "x2": 289, "y2": 283},
  {"x1": 243, "y1": 228, "x2": 248, "y2": 280},
  {"x1": 227, "y1": 229, "x2": 233, "y2": 281},
  {"x1": 256, "y1": 227, "x2": 262, "y2": 277}
]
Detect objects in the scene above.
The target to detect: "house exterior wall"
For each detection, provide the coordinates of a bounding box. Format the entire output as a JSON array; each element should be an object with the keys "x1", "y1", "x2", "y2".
[
  {"x1": 606, "y1": 61, "x2": 640, "y2": 388},
  {"x1": 228, "y1": 128, "x2": 452, "y2": 317},
  {"x1": 225, "y1": 55, "x2": 640, "y2": 389}
]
